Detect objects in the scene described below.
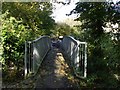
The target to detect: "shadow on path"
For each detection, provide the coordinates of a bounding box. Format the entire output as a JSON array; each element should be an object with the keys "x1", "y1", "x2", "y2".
[{"x1": 34, "y1": 47, "x2": 79, "y2": 89}]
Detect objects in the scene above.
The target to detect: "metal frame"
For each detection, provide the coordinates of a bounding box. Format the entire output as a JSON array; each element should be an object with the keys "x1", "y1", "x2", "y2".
[
  {"x1": 24, "y1": 36, "x2": 51, "y2": 78},
  {"x1": 62, "y1": 36, "x2": 87, "y2": 78},
  {"x1": 79, "y1": 42, "x2": 87, "y2": 78}
]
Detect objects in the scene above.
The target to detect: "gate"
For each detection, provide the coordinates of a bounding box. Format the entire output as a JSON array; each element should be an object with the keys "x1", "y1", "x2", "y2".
[{"x1": 24, "y1": 36, "x2": 51, "y2": 77}]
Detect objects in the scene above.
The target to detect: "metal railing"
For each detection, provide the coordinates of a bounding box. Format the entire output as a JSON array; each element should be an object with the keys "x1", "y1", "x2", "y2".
[
  {"x1": 61, "y1": 36, "x2": 87, "y2": 78},
  {"x1": 24, "y1": 36, "x2": 51, "y2": 77}
]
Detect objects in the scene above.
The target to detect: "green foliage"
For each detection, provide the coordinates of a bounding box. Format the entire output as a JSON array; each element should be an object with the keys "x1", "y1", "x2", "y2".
[
  {"x1": 2, "y1": 2, "x2": 55, "y2": 36},
  {"x1": 51, "y1": 23, "x2": 74, "y2": 37},
  {"x1": 2, "y1": 12, "x2": 24, "y2": 62},
  {"x1": 1, "y1": 2, "x2": 55, "y2": 83},
  {"x1": 71, "y1": 1, "x2": 120, "y2": 87},
  {"x1": 1, "y1": 11, "x2": 28, "y2": 81}
]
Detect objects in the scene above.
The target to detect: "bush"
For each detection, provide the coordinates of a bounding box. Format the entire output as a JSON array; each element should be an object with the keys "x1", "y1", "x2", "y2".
[{"x1": 1, "y1": 11, "x2": 32, "y2": 82}]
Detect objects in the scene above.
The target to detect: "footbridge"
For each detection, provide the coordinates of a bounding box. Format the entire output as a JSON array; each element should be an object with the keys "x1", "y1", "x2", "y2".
[
  {"x1": 25, "y1": 36, "x2": 87, "y2": 77},
  {"x1": 24, "y1": 36, "x2": 87, "y2": 88}
]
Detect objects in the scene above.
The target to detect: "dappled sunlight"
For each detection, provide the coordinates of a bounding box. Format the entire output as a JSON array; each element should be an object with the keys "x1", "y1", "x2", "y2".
[
  {"x1": 54, "y1": 52, "x2": 69, "y2": 77},
  {"x1": 54, "y1": 50, "x2": 78, "y2": 85},
  {"x1": 34, "y1": 47, "x2": 78, "y2": 88}
]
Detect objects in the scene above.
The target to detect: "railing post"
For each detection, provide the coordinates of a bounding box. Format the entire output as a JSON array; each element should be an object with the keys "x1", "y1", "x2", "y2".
[
  {"x1": 84, "y1": 43, "x2": 87, "y2": 78},
  {"x1": 76, "y1": 44, "x2": 80, "y2": 69},
  {"x1": 28, "y1": 41, "x2": 31, "y2": 73},
  {"x1": 24, "y1": 41, "x2": 27, "y2": 78},
  {"x1": 32, "y1": 41, "x2": 35, "y2": 74}
]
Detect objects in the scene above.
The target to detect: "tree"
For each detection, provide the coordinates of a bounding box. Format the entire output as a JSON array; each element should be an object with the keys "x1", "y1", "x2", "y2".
[
  {"x1": 1, "y1": 2, "x2": 56, "y2": 82},
  {"x1": 1, "y1": 11, "x2": 30, "y2": 81},
  {"x1": 70, "y1": 1, "x2": 120, "y2": 87},
  {"x1": 51, "y1": 23, "x2": 74, "y2": 38},
  {"x1": 2, "y1": 2, "x2": 55, "y2": 36}
]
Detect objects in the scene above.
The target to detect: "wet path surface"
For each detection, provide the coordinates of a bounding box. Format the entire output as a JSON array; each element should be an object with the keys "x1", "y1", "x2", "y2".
[{"x1": 34, "y1": 47, "x2": 78, "y2": 89}]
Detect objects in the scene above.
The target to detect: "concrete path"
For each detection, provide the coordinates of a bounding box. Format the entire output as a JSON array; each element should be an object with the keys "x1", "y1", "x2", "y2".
[{"x1": 34, "y1": 47, "x2": 78, "y2": 89}]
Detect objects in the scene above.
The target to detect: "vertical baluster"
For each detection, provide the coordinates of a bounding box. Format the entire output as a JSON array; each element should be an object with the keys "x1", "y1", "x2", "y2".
[
  {"x1": 81, "y1": 44, "x2": 84, "y2": 75},
  {"x1": 80, "y1": 44, "x2": 82, "y2": 75},
  {"x1": 28, "y1": 41, "x2": 31, "y2": 73},
  {"x1": 76, "y1": 44, "x2": 80, "y2": 68},
  {"x1": 30, "y1": 42, "x2": 32, "y2": 73},
  {"x1": 33, "y1": 41, "x2": 35, "y2": 73},
  {"x1": 24, "y1": 41, "x2": 27, "y2": 78},
  {"x1": 31, "y1": 42, "x2": 33, "y2": 73},
  {"x1": 84, "y1": 43, "x2": 87, "y2": 78}
]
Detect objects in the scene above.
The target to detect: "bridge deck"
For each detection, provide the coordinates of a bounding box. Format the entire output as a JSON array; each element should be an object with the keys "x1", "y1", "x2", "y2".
[
  {"x1": 2, "y1": 46, "x2": 79, "y2": 88},
  {"x1": 34, "y1": 47, "x2": 78, "y2": 88}
]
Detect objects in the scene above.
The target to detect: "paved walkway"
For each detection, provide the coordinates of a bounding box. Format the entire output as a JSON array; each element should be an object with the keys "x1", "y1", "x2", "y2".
[{"x1": 34, "y1": 47, "x2": 78, "y2": 89}]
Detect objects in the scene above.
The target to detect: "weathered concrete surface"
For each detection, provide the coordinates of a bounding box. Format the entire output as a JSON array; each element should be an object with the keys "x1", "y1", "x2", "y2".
[{"x1": 34, "y1": 47, "x2": 79, "y2": 89}]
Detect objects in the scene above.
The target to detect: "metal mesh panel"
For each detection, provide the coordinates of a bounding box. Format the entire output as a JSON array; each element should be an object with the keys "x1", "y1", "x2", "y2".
[
  {"x1": 61, "y1": 36, "x2": 87, "y2": 78},
  {"x1": 33, "y1": 37, "x2": 51, "y2": 74},
  {"x1": 25, "y1": 36, "x2": 51, "y2": 77}
]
